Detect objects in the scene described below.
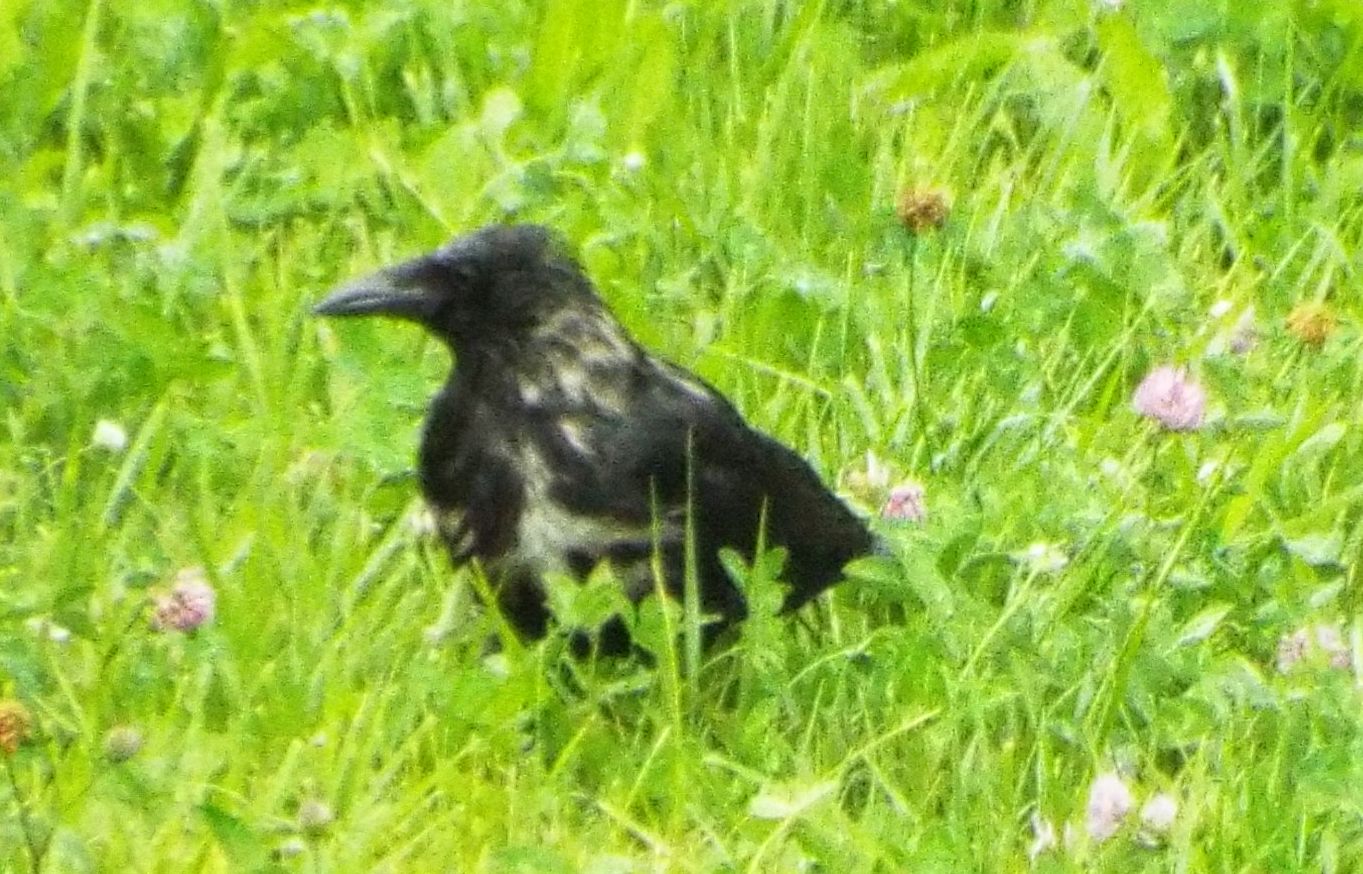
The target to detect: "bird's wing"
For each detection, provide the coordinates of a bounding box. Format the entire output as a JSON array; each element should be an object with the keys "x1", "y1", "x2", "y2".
[
  {"x1": 538, "y1": 360, "x2": 872, "y2": 614},
  {"x1": 670, "y1": 368, "x2": 874, "y2": 611}
]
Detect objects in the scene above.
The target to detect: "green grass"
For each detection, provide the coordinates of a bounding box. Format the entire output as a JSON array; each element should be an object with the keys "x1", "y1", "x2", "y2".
[{"x1": 3, "y1": 0, "x2": 1363, "y2": 870}]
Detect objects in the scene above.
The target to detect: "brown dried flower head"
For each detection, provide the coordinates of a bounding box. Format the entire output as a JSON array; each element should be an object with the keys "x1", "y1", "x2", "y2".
[
  {"x1": 896, "y1": 186, "x2": 951, "y2": 234},
  {"x1": 1286, "y1": 302, "x2": 1336, "y2": 346},
  {"x1": 0, "y1": 699, "x2": 32, "y2": 755}
]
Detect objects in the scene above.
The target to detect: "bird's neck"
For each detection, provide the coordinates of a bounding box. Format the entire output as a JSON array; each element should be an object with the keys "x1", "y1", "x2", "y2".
[{"x1": 451, "y1": 312, "x2": 641, "y2": 413}]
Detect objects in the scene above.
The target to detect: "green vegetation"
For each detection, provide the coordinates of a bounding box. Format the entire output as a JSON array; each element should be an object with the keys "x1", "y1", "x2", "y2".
[{"x1": 3, "y1": 0, "x2": 1363, "y2": 869}]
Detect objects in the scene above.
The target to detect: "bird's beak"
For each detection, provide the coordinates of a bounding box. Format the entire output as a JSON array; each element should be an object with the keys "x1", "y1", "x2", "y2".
[{"x1": 313, "y1": 255, "x2": 441, "y2": 322}]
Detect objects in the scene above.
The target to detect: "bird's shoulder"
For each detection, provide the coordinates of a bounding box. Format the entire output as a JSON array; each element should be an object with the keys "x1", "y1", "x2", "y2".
[{"x1": 526, "y1": 353, "x2": 789, "y2": 514}]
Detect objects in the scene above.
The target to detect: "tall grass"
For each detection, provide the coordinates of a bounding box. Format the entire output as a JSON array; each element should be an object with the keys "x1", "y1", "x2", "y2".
[{"x1": 2, "y1": 0, "x2": 1362, "y2": 869}]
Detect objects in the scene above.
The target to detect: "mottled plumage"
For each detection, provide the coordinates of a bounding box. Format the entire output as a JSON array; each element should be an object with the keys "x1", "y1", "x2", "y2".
[{"x1": 315, "y1": 224, "x2": 873, "y2": 652}]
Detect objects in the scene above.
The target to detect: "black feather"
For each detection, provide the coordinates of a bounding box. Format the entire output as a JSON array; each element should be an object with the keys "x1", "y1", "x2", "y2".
[{"x1": 315, "y1": 224, "x2": 874, "y2": 652}]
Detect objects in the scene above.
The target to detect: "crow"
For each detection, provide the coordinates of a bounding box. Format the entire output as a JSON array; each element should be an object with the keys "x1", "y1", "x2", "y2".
[{"x1": 314, "y1": 224, "x2": 873, "y2": 653}]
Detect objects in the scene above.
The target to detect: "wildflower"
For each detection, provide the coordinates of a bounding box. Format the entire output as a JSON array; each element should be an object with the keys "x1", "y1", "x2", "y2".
[
  {"x1": 1276, "y1": 623, "x2": 1352, "y2": 673},
  {"x1": 620, "y1": 151, "x2": 646, "y2": 173},
  {"x1": 1286, "y1": 301, "x2": 1335, "y2": 346},
  {"x1": 24, "y1": 616, "x2": 72, "y2": 644},
  {"x1": 152, "y1": 567, "x2": 216, "y2": 633},
  {"x1": 422, "y1": 619, "x2": 453, "y2": 647},
  {"x1": 405, "y1": 505, "x2": 437, "y2": 538},
  {"x1": 1208, "y1": 304, "x2": 1257, "y2": 356},
  {"x1": 1028, "y1": 812, "x2": 1057, "y2": 860},
  {"x1": 1313, "y1": 624, "x2": 1352, "y2": 669},
  {"x1": 0, "y1": 700, "x2": 32, "y2": 755},
  {"x1": 91, "y1": 419, "x2": 129, "y2": 452},
  {"x1": 1098, "y1": 457, "x2": 1132, "y2": 487},
  {"x1": 1014, "y1": 542, "x2": 1068, "y2": 574},
  {"x1": 1086, "y1": 772, "x2": 1133, "y2": 842},
  {"x1": 1132, "y1": 366, "x2": 1206, "y2": 432},
  {"x1": 298, "y1": 799, "x2": 335, "y2": 835},
  {"x1": 275, "y1": 837, "x2": 308, "y2": 859},
  {"x1": 482, "y1": 652, "x2": 511, "y2": 679},
  {"x1": 896, "y1": 186, "x2": 951, "y2": 234},
  {"x1": 845, "y1": 450, "x2": 892, "y2": 498},
  {"x1": 1228, "y1": 307, "x2": 1257, "y2": 354},
  {"x1": 1139, "y1": 793, "x2": 1178, "y2": 836},
  {"x1": 104, "y1": 725, "x2": 144, "y2": 762},
  {"x1": 1276, "y1": 629, "x2": 1307, "y2": 673},
  {"x1": 747, "y1": 780, "x2": 839, "y2": 820},
  {"x1": 881, "y1": 482, "x2": 927, "y2": 523}
]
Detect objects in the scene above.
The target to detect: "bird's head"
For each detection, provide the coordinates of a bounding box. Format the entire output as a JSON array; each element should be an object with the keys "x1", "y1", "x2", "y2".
[{"x1": 313, "y1": 224, "x2": 597, "y2": 347}]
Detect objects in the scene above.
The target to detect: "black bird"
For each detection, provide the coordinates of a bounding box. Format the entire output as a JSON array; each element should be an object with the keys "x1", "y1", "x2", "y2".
[{"x1": 315, "y1": 224, "x2": 873, "y2": 652}]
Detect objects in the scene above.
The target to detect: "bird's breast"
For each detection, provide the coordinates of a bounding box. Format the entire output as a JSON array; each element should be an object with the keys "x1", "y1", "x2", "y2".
[
  {"x1": 425, "y1": 355, "x2": 678, "y2": 594},
  {"x1": 508, "y1": 448, "x2": 656, "y2": 575}
]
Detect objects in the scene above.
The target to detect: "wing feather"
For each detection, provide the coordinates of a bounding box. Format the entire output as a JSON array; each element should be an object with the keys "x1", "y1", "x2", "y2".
[{"x1": 535, "y1": 360, "x2": 871, "y2": 619}]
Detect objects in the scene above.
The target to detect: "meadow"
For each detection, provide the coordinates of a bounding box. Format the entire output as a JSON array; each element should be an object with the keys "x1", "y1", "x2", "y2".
[{"x1": 3, "y1": 0, "x2": 1363, "y2": 870}]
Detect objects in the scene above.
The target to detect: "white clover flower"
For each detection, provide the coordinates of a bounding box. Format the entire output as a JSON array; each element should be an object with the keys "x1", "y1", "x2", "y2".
[
  {"x1": 1207, "y1": 306, "x2": 1257, "y2": 357},
  {"x1": 1140, "y1": 792, "x2": 1178, "y2": 834},
  {"x1": 275, "y1": 837, "x2": 307, "y2": 858},
  {"x1": 483, "y1": 652, "x2": 511, "y2": 679},
  {"x1": 1015, "y1": 542, "x2": 1069, "y2": 574},
  {"x1": 1086, "y1": 772, "x2": 1133, "y2": 842},
  {"x1": 1028, "y1": 812, "x2": 1057, "y2": 860},
  {"x1": 405, "y1": 506, "x2": 438, "y2": 537},
  {"x1": 881, "y1": 482, "x2": 927, "y2": 523},
  {"x1": 1277, "y1": 623, "x2": 1352, "y2": 673},
  {"x1": 104, "y1": 725, "x2": 145, "y2": 762},
  {"x1": 152, "y1": 567, "x2": 216, "y2": 633},
  {"x1": 91, "y1": 419, "x2": 129, "y2": 452},
  {"x1": 1228, "y1": 307, "x2": 1257, "y2": 354},
  {"x1": 24, "y1": 616, "x2": 72, "y2": 644},
  {"x1": 298, "y1": 799, "x2": 335, "y2": 834},
  {"x1": 1133, "y1": 366, "x2": 1206, "y2": 432},
  {"x1": 845, "y1": 450, "x2": 893, "y2": 498}
]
